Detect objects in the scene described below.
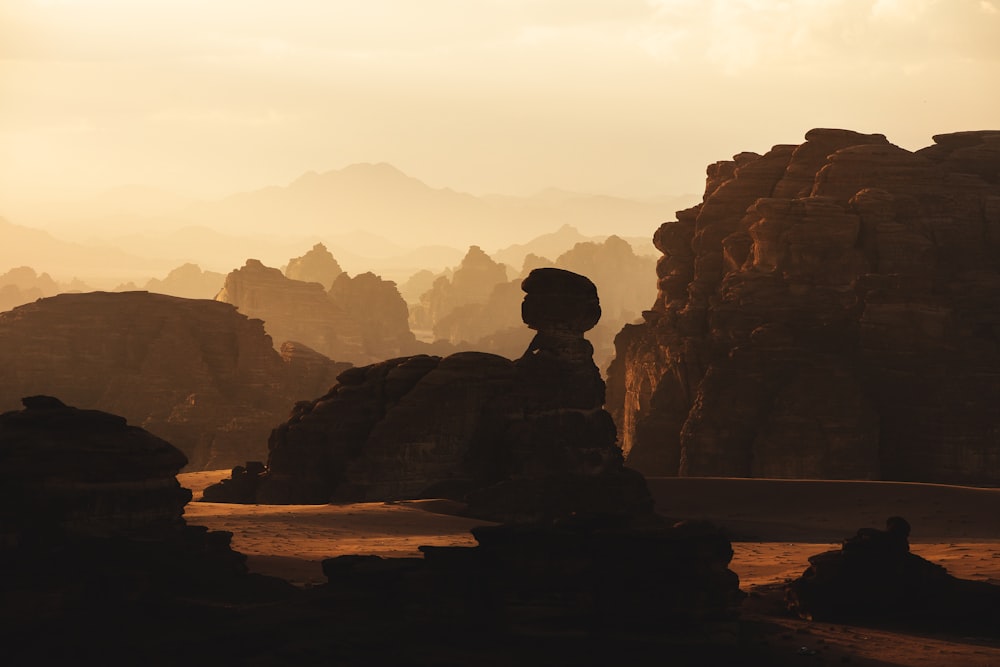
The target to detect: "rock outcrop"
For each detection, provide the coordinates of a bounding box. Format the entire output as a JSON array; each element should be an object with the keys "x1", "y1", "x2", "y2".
[
  {"x1": 412, "y1": 238, "x2": 657, "y2": 370},
  {"x1": 284, "y1": 242, "x2": 344, "y2": 288},
  {"x1": 143, "y1": 262, "x2": 225, "y2": 299},
  {"x1": 208, "y1": 268, "x2": 651, "y2": 521},
  {"x1": 0, "y1": 265, "x2": 71, "y2": 312},
  {"x1": 0, "y1": 397, "x2": 285, "y2": 628},
  {"x1": 0, "y1": 291, "x2": 349, "y2": 469},
  {"x1": 218, "y1": 257, "x2": 416, "y2": 365},
  {"x1": 786, "y1": 517, "x2": 1000, "y2": 631},
  {"x1": 608, "y1": 129, "x2": 1000, "y2": 484},
  {"x1": 409, "y1": 245, "x2": 510, "y2": 334}
]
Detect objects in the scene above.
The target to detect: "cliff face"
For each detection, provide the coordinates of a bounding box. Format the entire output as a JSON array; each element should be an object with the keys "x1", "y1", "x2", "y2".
[
  {"x1": 608, "y1": 129, "x2": 1000, "y2": 484},
  {"x1": 0, "y1": 291, "x2": 348, "y2": 469}
]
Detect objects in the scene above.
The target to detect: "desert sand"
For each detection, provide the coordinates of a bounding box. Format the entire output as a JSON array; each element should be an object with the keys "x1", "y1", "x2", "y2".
[{"x1": 180, "y1": 471, "x2": 1000, "y2": 666}]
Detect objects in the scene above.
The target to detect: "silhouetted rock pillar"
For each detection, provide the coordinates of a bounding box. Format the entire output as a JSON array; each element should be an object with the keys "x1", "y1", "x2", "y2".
[
  {"x1": 467, "y1": 268, "x2": 652, "y2": 522},
  {"x1": 510, "y1": 268, "x2": 620, "y2": 476}
]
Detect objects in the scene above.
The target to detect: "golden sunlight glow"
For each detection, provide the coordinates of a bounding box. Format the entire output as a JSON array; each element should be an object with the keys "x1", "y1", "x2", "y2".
[{"x1": 1, "y1": 0, "x2": 998, "y2": 220}]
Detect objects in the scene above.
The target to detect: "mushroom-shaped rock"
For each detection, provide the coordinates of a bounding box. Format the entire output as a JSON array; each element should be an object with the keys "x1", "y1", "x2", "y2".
[{"x1": 521, "y1": 267, "x2": 601, "y2": 334}]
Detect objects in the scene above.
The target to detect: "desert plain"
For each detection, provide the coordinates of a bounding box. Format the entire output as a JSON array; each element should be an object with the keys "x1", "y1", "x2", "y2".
[{"x1": 179, "y1": 471, "x2": 1000, "y2": 666}]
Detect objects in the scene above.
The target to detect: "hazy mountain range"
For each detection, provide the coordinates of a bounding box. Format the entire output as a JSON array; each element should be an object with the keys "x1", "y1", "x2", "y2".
[{"x1": 2, "y1": 163, "x2": 694, "y2": 287}]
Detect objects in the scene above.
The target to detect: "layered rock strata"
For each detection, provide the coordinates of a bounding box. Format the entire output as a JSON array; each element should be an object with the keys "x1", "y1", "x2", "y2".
[
  {"x1": 208, "y1": 268, "x2": 651, "y2": 521},
  {"x1": 608, "y1": 129, "x2": 1000, "y2": 483},
  {"x1": 0, "y1": 291, "x2": 349, "y2": 469},
  {"x1": 0, "y1": 397, "x2": 281, "y2": 626}
]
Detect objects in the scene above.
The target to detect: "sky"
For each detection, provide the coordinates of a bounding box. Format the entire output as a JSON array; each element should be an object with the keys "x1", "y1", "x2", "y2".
[{"x1": 1, "y1": 0, "x2": 999, "y2": 210}]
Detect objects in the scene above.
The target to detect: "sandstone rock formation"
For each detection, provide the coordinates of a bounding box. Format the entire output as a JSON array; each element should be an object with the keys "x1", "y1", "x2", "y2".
[
  {"x1": 786, "y1": 517, "x2": 1000, "y2": 630},
  {"x1": 208, "y1": 268, "x2": 651, "y2": 521},
  {"x1": 0, "y1": 265, "x2": 76, "y2": 312},
  {"x1": 0, "y1": 291, "x2": 349, "y2": 469},
  {"x1": 608, "y1": 129, "x2": 1000, "y2": 484},
  {"x1": 0, "y1": 397, "x2": 291, "y2": 644},
  {"x1": 143, "y1": 262, "x2": 226, "y2": 299},
  {"x1": 409, "y1": 245, "x2": 510, "y2": 335},
  {"x1": 284, "y1": 242, "x2": 344, "y2": 288},
  {"x1": 411, "y1": 238, "x2": 656, "y2": 370},
  {"x1": 217, "y1": 256, "x2": 416, "y2": 365}
]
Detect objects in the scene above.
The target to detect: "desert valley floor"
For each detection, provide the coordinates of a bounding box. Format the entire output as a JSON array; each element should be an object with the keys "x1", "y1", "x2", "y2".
[{"x1": 180, "y1": 471, "x2": 1000, "y2": 667}]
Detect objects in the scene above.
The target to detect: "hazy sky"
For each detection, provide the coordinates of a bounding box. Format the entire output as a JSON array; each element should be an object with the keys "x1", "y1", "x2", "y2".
[{"x1": 2, "y1": 0, "x2": 998, "y2": 208}]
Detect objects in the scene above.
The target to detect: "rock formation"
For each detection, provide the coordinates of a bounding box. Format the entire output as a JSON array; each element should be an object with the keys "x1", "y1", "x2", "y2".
[
  {"x1": 0, "y1": 291, "x2": 349, "y2": 469},
  {"x1": 0, "y1": 265, "x2": 72, "y2": 312},
  {"x1": 284, "y1": 242, "x2": 344, "y2": 288},
  {"x1": 143, "y1": 262, "x2": 226, "y2": 299},
  {"x1": 0, "y1": 397, "x2": 285, "y2": 627},
  {"x1": 409, "y1": 245, "x2": 510, "y2": 335},
  {"x1": 608, "y1": 129, "x2": 1000, "y2": 484},
  {"x1": 207, "y1": 268, "x2": 651, "y2": 521},
  {"x1": 786, "y1": 517, "x2": 1000, "y2": 630},
  {"x1": 329, "y1": 271, "x2": 417, "y2": 359},
  {"x1": 411, "y1": 238, "x2": 656, "y2": 370},
  {"x1": 217, "y1": 257, "x2": 416, "y2": 365}
]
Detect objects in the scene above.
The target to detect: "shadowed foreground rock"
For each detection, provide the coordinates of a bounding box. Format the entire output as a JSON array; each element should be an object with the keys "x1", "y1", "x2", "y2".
[
  {"x1": 322, "y1": 517, "x2": 743, "y2": 640},
  {"x1": 209, "y1": 267, "x2": 651, "y2": 522},
  {"x1": 786, "y1": 517, "x2": 1000, "y2": 632},
  {"x1": 0, "y1": 396, "x2": 292, "y2": 630}
]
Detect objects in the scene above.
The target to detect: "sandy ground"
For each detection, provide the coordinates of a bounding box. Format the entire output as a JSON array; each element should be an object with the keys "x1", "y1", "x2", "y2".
[{"x1": 179, "y1": 471, "x2": 1000, "y2": 666}]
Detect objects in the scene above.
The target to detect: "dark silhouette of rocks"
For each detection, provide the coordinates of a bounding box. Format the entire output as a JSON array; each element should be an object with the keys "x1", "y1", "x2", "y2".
[
  {"x1": 0, "y1": 291, "x2": 349, "y2": 469},
  {"x1": 608, "y1": 128, "x2": 1000, "y2": 484},
  {"x1": 142, "y1": 262, "x2": 225, "y2": 299},
  {"x1": 284, "y1": 242, "x2": 344, "y2": 288},
  {"x1": 0, "y1": 397, "x2": 288, "y2": 630},
  {"x1": 206, "y1": 268, "x2": 652, "y2": 522},
  {"x1": 786, "y1": 517, "x2": 1000, "y2": 631},
  {"x1": 217, "y1": 256, "x2": 417, "y2": 365}
]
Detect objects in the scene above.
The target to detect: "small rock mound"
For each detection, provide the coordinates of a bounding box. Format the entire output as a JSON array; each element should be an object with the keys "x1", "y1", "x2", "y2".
[{"x1": 786, "y1": 517, "x2": 1000, "y2": 630}]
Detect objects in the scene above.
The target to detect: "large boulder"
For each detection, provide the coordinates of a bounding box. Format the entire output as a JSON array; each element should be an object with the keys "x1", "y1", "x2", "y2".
[{"x1": 608, "y1": 129, "x2": 1000, "y2": 484}]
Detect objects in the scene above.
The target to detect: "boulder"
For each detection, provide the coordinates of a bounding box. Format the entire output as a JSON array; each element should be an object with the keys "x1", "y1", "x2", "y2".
[{"x1": 786, "y1": 518, "x2": 1000, "y2": 630}]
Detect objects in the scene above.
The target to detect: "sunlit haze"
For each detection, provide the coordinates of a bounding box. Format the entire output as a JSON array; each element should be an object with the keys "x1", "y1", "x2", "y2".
[
  {"x1": 1, "y1": 0, "x2": 999, "y2": 285},
  {"x1": 3, "y1": 0, "x2": 998, "y2": 204}
]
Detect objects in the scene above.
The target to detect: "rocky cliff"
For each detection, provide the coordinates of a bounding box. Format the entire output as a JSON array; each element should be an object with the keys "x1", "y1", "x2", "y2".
[
  {"x1": 608, "y1": 129, "x2": 1000, "y2": 484},
  {"x1": 0, "y1": 291, "x2": 349, "y2": 469}
]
